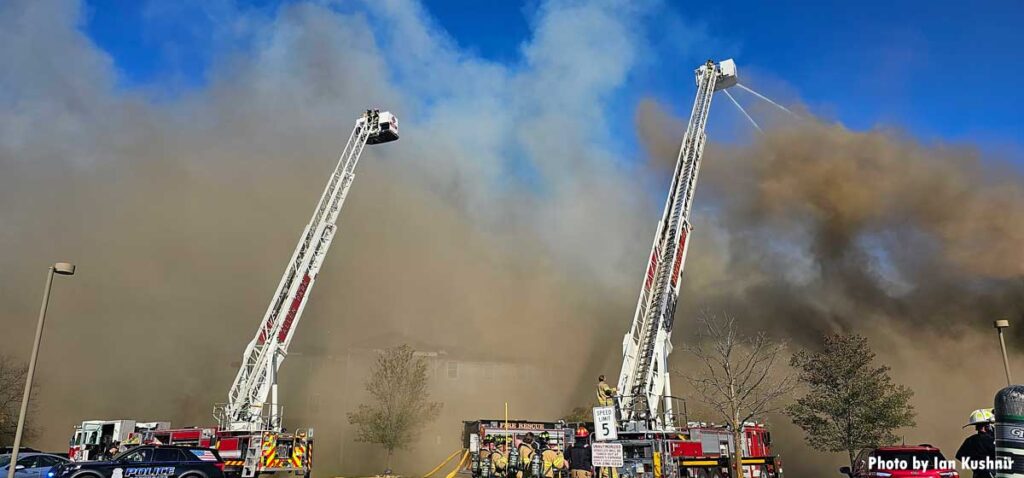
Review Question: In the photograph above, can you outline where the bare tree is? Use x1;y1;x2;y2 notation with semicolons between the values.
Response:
0;355;36;447
683;312;794;478
347;345;442;471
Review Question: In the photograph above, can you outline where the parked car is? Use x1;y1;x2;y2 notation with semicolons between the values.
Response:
0;452;71;478
840;445;959;478
49;445;224;478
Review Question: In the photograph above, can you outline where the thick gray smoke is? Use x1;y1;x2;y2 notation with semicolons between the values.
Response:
2;0;1023;476
0;0;652;475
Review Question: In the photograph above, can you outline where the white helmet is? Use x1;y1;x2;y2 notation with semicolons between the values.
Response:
964;408;995;428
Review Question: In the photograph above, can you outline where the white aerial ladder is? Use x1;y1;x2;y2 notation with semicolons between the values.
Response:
616;60;737;427
219;109;399;432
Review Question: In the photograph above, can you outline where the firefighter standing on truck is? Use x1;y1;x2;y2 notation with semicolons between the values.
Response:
596;375;616;407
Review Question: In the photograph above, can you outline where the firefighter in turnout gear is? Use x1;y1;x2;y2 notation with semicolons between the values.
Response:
518;433;537;478
492;436;510;478
481;436;495;460
567;427;593;478
476;436;495;478
596;375;616;407
539;434;567;478
956;408;997;478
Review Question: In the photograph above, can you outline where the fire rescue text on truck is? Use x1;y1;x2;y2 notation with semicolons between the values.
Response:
69;110;399;478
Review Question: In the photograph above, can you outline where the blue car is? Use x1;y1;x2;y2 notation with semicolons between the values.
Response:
0;453;71;478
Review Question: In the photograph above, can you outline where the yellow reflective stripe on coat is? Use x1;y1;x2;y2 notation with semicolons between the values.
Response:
541;450;564;477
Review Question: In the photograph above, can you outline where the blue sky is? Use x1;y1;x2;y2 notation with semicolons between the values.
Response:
81;0;1023;162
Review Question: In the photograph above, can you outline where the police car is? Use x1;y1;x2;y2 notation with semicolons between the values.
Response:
49;446;224;478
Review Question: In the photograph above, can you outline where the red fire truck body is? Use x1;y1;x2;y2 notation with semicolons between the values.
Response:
668;423;781;477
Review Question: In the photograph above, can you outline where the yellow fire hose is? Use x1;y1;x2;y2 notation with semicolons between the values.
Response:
423;450;463;478
443;450;469;478
423;402;502;478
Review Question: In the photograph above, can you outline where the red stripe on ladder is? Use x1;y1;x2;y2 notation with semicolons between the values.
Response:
277;275;312;342
671;231;688;287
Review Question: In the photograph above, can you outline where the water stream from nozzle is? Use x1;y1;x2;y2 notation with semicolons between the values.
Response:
736;83;802;119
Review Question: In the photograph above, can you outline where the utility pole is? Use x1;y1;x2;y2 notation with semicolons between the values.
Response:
995;320;1012;386
8;262;75;478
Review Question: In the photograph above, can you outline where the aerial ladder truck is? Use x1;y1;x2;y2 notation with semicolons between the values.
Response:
463;60;780;478
615;58;734;428
609;59;780;478
70;110;399;478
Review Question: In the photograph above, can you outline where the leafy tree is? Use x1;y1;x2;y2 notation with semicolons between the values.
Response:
347;345;442;470
786;334;916;468
683;313;794;478
0;355;36;447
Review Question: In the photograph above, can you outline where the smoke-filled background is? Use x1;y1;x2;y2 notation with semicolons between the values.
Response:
1;0;1022;476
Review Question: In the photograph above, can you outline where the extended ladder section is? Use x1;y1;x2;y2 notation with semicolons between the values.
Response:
616;60;737;427
220;110;399;432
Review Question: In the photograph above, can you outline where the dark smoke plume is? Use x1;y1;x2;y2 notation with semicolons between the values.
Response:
638;97;1024;474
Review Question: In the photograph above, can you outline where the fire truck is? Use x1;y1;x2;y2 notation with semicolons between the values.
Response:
614;423;780;478
465;60;782;478
69;420;170;461
68;109;398;478
606;58;782;478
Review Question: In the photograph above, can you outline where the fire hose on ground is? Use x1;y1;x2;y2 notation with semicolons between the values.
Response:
423;450;468;478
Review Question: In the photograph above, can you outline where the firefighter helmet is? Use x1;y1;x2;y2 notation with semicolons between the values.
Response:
965;408;996;428
575;426;589;438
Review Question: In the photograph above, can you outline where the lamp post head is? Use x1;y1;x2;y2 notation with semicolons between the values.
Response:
995;319;1010;330
53;262;75;276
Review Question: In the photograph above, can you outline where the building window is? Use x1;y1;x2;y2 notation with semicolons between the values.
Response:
446;361;459;380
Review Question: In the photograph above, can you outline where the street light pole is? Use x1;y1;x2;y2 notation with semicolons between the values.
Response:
995;320;1012;387
7;262;75;478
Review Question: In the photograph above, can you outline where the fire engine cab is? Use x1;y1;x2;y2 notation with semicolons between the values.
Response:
69;420;169;461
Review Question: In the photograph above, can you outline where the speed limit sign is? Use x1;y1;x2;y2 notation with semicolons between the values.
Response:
592;406;618;441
